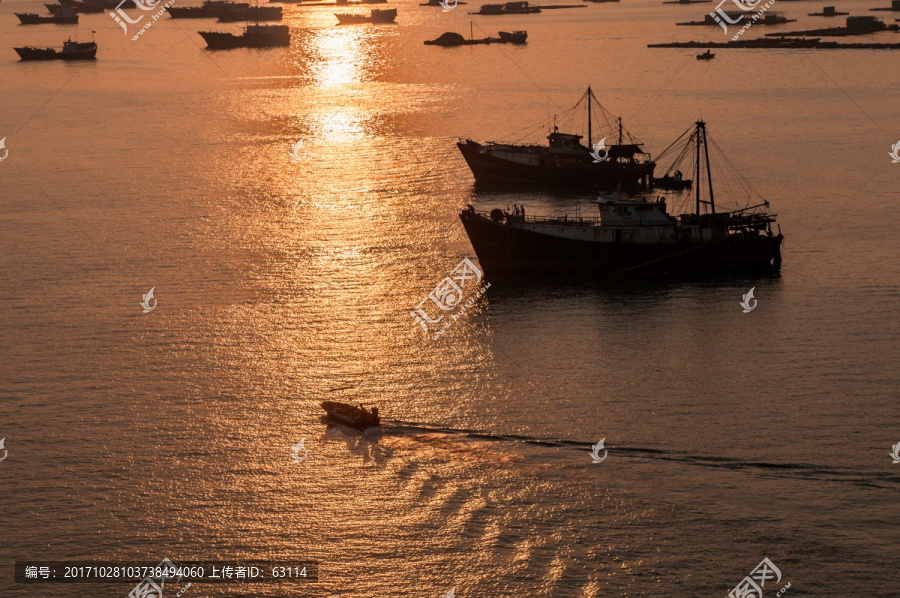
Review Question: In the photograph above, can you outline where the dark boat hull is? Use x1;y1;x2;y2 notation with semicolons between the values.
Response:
199;29;290;48
457;140;653;192
459;209;782;277
14;45;96;60
16;12;79;23
217;6;282;20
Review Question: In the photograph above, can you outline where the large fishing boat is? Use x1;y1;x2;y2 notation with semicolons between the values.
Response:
457;87;656;192
14;38;96;60
459;121;783;277
198;23;290;48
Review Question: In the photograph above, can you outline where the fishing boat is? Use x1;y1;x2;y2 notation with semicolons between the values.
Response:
498;30;527;42
457;87;655;192
696;48;715;59
677;10;795;25
334;7;397;22
765;15;898;35
458;120;783;277
14;38;97;60
869;0;900;11
472;1;583;13
808;6;848;16
53;0;104;11
321;401;380;429
198;23;290;47
217;5;282;20
169;0;252;18
15;7;78;23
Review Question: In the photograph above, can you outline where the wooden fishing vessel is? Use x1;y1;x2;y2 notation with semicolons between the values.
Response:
334;7;397;22
15;7;78;23
14;38;96;60
457;87;655;192
198;23;290;47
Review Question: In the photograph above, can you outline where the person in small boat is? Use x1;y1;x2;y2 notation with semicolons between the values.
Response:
674;170;682;181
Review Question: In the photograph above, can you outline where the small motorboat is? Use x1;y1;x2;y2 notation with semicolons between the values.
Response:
321;401;380;429
498;29;527;42
696;49;715;59
14;38;97;60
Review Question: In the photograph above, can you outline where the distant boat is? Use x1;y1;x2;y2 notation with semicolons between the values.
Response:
696;48;714;59
472;1;584;14
764;15;898;35
16;7;78;23
198;23;291;48
14;38;97;60
869;0;900;10
53;0;105;12
808;5;848;16
677;10;795;25
169;0;254;18
424;28;526;44
321;401;380;429
459;120;784;277
216;5;283;20
334;7;397;23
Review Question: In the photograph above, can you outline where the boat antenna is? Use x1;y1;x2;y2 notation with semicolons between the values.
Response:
618;116;622;145
587;86;592;147
470;21;473;40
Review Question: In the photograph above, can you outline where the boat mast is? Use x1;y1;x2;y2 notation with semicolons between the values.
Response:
694;121;701;216
587;86;592;147
618;117;622;145
701;121;715;214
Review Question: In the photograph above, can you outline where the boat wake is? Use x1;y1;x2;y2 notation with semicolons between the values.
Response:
385;420;899;488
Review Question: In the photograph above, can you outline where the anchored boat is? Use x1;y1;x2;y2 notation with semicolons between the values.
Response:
458;87;656;192
458;121;783;277
14;38;96;60
198;23;290;48
15;7;79;23
334;7;397;22
321;401;380;429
